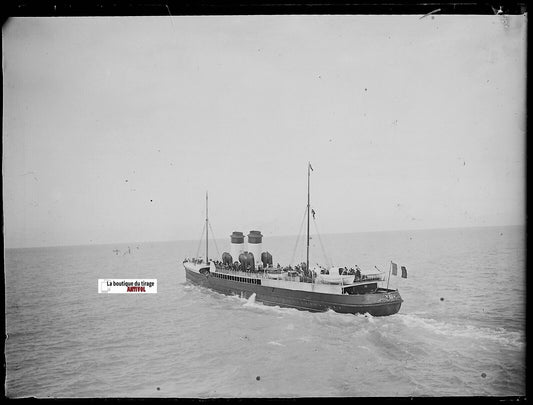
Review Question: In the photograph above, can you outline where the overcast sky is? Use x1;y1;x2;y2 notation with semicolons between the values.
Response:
2;15;526;248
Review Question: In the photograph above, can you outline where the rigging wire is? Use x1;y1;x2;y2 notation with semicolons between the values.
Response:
195;222;206;258
313;217;332;268
290;206;308;266
208;221;221;259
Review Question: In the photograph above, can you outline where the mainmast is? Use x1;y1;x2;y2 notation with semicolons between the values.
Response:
306;162;311;280
205;191;209;263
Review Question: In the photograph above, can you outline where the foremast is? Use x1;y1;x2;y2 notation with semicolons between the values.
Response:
205;191;209;264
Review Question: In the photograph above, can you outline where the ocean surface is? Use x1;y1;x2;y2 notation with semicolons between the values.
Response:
4;225;525;397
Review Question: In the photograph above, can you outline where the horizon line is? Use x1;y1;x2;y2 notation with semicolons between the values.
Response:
3;223;525;250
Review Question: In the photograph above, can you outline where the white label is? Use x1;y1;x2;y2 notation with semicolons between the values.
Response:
98;279;157;294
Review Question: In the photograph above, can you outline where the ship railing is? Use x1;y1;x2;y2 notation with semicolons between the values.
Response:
215;267;305;282
215;268;263;279
215;266;384;284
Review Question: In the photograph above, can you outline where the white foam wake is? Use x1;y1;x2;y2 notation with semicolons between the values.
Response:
398;314;524;348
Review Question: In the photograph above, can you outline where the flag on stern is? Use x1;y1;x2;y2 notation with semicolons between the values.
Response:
401;266;408;278
309;162;314;171
391;262;398;276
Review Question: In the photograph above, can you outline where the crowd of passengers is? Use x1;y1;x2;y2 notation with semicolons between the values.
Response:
186;257;365;281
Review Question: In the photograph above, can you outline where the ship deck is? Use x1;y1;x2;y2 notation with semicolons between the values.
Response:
213;268;380;295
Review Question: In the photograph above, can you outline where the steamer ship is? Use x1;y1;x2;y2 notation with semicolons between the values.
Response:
182;164;403;316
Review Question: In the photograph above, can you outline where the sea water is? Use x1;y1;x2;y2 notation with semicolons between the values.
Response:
4;225;525;397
